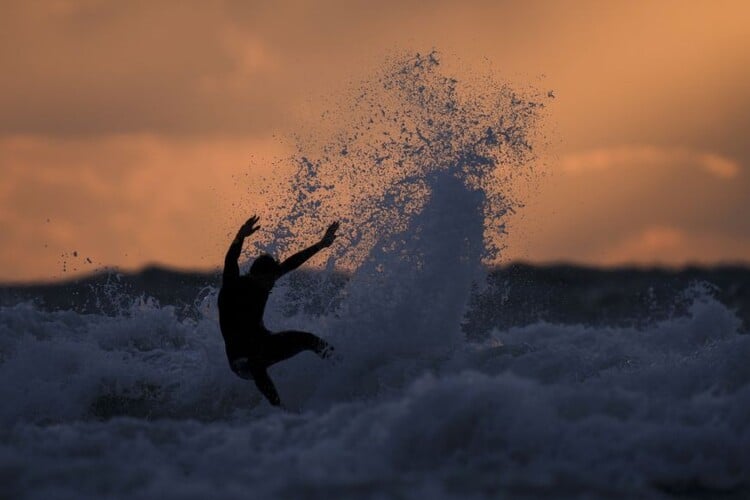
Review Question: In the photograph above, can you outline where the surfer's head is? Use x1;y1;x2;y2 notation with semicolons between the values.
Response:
249;254;280;277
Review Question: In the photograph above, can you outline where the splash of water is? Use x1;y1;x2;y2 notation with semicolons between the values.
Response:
250;52;547;352
258;51;546;267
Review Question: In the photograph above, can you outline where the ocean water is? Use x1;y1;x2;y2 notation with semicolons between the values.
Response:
2;284;749;499
2;53;749;499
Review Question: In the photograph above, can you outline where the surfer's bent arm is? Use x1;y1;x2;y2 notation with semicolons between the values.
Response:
223;215;260;283
278;221;340;276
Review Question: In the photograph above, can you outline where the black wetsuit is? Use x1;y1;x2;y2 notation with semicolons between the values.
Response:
218;235;331;406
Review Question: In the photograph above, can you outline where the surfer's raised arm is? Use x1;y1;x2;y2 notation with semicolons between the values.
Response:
278;221;340;276
223;215;260;283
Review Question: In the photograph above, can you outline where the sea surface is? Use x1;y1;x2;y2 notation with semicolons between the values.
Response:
2;268;749;499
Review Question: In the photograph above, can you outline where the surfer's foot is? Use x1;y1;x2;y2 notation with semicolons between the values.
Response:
322;346;343;365
319;344;335;359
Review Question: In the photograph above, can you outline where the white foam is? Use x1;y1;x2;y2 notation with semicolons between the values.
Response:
1;289;749;498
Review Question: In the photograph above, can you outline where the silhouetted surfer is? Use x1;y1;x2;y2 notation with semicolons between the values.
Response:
218;215;338;407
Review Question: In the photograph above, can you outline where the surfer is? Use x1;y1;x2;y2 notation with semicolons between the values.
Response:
218;215;338;407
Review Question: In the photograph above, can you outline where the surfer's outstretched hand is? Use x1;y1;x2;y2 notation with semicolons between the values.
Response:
320;221;340;247
238;215;261;238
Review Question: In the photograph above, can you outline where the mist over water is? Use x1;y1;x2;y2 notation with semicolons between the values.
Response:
2;53;749;499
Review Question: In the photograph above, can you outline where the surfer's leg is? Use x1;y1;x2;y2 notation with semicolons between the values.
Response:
249;366;281;406
262;330;333;366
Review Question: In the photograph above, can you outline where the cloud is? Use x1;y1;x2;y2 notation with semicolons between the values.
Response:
598;225;750;266
0;1;427;138
560;146;741;179
502;143;750;266
0;134;290;281
0;3;292;137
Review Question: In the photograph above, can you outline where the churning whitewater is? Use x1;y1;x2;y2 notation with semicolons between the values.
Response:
2;53;749;499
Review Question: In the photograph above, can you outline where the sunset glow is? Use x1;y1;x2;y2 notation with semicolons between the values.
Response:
1;1;748;281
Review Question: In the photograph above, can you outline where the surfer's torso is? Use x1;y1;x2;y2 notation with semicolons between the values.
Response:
218;275;275;360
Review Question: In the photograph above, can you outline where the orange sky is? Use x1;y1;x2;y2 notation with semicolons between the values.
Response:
1;0;749;282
